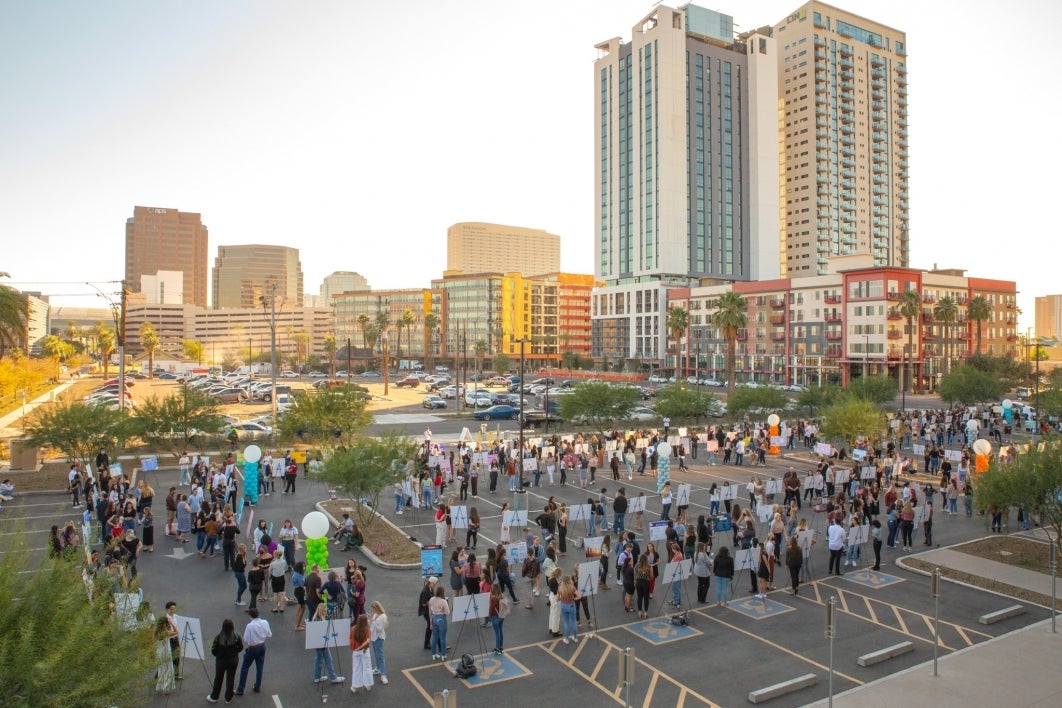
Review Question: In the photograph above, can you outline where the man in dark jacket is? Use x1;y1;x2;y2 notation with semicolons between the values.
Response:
612;488;628;534
418;576;438;650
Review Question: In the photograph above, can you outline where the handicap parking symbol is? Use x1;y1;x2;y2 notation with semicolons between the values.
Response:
625;618;701;645
729;596;795;620
450;653;531;687
844;569;903;589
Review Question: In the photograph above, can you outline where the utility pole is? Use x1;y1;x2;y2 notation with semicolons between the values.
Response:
118;280;128;415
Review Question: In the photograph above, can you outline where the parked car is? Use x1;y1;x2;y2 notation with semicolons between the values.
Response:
626;406;658;422
395;376;420;388
275;393;295;412
213;388;249;404
334;370;351;378
473;405;519;421
465;391;493;408
361;371;381;378
469;373;487;382
422;395;447;409
521;409;564;428
308;371;327;378
280;370;299;378
486;376;510;388
225;421;273;440
648;375;667;383
438;385;464;399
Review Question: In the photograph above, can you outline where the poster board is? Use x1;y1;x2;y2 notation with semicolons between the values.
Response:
711;514;732;533
797;529;816;554
814;442;834;458
847;525;869;546
734;548;758;572
719;484;736;501
577;561;600;596
765;480;782;496
451;592;490;622
449;505;468;529
661;558;692;582
174;615;205;660
861;466;876;481
627;495;646;514
305;618;351;649
676;484;691;508
505;542;528;564
140;456;158;472
649;520;669;541
421;545;443;577
583;536;604;558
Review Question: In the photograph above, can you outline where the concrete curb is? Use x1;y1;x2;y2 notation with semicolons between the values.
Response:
314;500;420;571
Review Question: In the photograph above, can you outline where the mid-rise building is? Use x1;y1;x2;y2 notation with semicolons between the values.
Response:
446;223;561;278
320;271;370;306
591;4;779;366
139;270;184;305
669;258;1017;389
774;2;909;276
125;206;209;307
212;245;304;310
333;288;434;361
1035;295;1062;341
22;292;49;355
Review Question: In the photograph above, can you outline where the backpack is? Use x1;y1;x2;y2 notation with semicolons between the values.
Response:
498;597;511;619
454;653;478;679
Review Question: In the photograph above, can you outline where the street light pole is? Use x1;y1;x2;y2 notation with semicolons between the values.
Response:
383;331;390;395
516;337;529;496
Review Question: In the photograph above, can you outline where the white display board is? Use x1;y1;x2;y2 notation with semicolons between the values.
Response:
305;618;352;649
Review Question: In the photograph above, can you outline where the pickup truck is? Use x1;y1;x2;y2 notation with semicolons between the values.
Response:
521;409;564;429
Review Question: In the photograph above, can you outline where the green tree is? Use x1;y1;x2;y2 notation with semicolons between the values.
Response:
975;436;1062;555
423;312;440;367
0;545;155;705
795;385;841;417
898;289;922;393
933;295;959;377
818;395;887;450
846;374;898;405
557;381;640;436
493;353;511;375
726;386;790;416
1034;389;1062;422
399;308;416;359
666;306;688;377
127;387;225;456
139;322;160;377
97;325;116;380
323;334;337;377
967;295;991;356
654;383;721;422
276;386;372;453
39;334;72;377
182;339;203;365
321;434;419;528
712;291;748;400
474;339;488;373
967;354;1023;391
292;331;310;369
0;272;28;357
24;401;123;469
937;365;1007;405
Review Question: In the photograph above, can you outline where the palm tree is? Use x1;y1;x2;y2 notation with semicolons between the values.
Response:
898;289;922;393
933;295;959;378
712;291;747;400
474;339;488;373
97;327;116;379
0;273;28;356
139;322;160;377
400;308;416;359
323;334;337;377
666;306;689;378
40;334;70;378
967;295;991;356
423;312;440;367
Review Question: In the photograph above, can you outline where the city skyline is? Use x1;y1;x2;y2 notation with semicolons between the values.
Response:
2;0;1058;330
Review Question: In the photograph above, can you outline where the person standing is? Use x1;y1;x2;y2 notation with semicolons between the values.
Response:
235;608;272;696
489;582;508;653
68;463;82;508
309;603;345;685
693;542;711;604
247;558;265;612
870;519;883;570
612;488;628;534
369;601;390;685
154;617;176;696
428;585;449;661
558;575;578;644
283;455;298;494
713;547;734;606
233;544;248;606
350;613;374;693
304;564;323;619
785;536;803;595
206;618;244;703
418;576;439;651
827;517;846;576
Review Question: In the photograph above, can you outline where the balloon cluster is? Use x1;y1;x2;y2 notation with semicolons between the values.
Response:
972;438;992;474
656;441;671;494
302;511;330;570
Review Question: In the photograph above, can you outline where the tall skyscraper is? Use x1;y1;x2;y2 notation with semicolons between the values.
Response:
446;222;560;277
591;4;778;363
125;206;209;307
212;245;304;309
774;2;909;276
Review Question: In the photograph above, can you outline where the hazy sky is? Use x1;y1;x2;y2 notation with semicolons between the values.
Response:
1;0;1057;328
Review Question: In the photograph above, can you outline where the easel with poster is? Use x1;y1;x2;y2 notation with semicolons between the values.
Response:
733;548;758;600
655;558;693;621
576;560;601;637
449;592;491;667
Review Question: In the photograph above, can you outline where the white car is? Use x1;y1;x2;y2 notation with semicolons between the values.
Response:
626;406;657;422
438;386;461;399
648;375;667;383
275;393;295;411
280;370;299;378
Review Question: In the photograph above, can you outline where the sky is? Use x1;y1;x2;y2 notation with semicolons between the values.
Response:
1;0;1058;329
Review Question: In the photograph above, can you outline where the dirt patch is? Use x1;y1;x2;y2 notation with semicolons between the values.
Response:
4;460;72;493
953;535;1053;573
906;534;1059;608
320;498;421;566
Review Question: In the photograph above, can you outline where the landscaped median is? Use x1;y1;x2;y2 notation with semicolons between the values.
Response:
316;497;421;570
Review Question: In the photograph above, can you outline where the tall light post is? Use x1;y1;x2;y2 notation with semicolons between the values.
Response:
864;333;869;380
259;284;277;428
382;331;390;395
516;337;529;497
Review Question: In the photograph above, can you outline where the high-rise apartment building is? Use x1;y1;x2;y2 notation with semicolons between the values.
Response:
212;245;304;309
446;222;560;278
125;206;209;307
591;4;779;365
774;2;909;276
1035;295;1062;341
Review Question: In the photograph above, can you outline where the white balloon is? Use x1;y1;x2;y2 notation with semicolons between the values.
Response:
243;444;262;463
767;414;780;427
302;511;329;539
657;442;671;458
973;439;992;455
1001;399;1012;409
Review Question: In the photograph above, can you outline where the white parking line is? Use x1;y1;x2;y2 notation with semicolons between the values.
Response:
272;694;284;707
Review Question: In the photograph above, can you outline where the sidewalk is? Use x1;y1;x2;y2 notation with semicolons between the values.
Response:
0;381;76;436
808;544;1061;707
